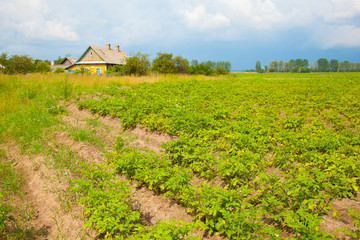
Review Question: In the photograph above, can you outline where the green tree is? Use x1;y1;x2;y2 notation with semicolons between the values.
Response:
215;61;231;74
317;58;330;72
152;52;176;74
255;60;262;73
0;52;11;73
174;56;190;74
302;59;309;68
269;60;278;72
329;59;339;72
190;61;213;75
295;59;303;68
286;59;295;72
35;61;50;73
278;60;285;72
9;55;35;74
108;52;150;76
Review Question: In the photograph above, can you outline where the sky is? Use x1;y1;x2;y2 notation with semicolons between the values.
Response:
0;0;360;70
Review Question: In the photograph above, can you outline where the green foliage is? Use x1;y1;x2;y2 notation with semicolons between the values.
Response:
128;220;201;240
35;61;50;73
78;73;360;238
57;78;73;99
329;59;339;72
174;55;190;74
74;67;90;75
152;52;177;74
112;52;151;76
190;60;231;75
255;60;262;72
0;54;35;74
317;58;330;72
72;161;200;239
73;163;140;238
53;67;65;73
337;208;360;238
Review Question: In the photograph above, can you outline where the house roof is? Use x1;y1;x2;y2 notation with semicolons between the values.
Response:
60;57;78;65
76;45;128;65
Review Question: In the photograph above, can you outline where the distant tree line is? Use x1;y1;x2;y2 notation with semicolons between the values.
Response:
0;52;51;74
1;51;231;76
108;52;232;76
254;58;360;73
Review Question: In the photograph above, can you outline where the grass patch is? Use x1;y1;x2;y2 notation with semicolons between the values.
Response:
69;127;105;150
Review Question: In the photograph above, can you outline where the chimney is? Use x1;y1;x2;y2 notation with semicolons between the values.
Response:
106;43;111;50
115;45;120;52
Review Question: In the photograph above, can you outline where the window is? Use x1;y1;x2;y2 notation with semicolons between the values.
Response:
95;67;101;74
84;67;90;73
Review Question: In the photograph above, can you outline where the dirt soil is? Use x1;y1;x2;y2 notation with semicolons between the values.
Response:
0;141;93;239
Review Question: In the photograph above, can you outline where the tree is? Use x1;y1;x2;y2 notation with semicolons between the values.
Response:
255;60;262;73
215;61;231;74
329;59;339;72
339;61;351;72
286;59;295;72
0;52;11;73
35;61;50;73
278;60;285;72
317;58;330;72
108;52;150;76
152;52;176;74
174;56;190;74
269;60;278;72
190;61;213;75
53;54;71;64
9;55;35;74
302;59;309;68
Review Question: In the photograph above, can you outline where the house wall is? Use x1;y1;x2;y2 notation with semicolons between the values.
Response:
66;64;107;74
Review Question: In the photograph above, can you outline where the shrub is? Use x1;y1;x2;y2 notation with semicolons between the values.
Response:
53;67;65;73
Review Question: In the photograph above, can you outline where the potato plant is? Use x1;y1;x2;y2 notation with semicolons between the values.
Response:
78;73;360;238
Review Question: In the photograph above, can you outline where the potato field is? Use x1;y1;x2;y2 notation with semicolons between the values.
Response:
0;72;359;239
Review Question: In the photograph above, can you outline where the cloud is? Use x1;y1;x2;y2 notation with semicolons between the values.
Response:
311;24;360;48
177;0;360;47
0;0;78;41
1;0;360;59
182;5;231;30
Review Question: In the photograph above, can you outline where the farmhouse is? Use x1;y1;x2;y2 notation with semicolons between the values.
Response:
65;44;128;74
50;57;78;72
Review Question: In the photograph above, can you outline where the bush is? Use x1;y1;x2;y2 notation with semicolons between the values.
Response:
53;67;65;73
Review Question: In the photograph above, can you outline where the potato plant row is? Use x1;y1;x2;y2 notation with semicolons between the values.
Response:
78;73;360;238
72;162;200;239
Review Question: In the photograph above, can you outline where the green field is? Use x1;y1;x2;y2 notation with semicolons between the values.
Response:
0;72;359;239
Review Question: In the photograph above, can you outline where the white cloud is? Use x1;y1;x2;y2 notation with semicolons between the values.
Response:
311;24;360;48
178;0;360;47
183;5;231;30
0;0;78;41
1;0;360;56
